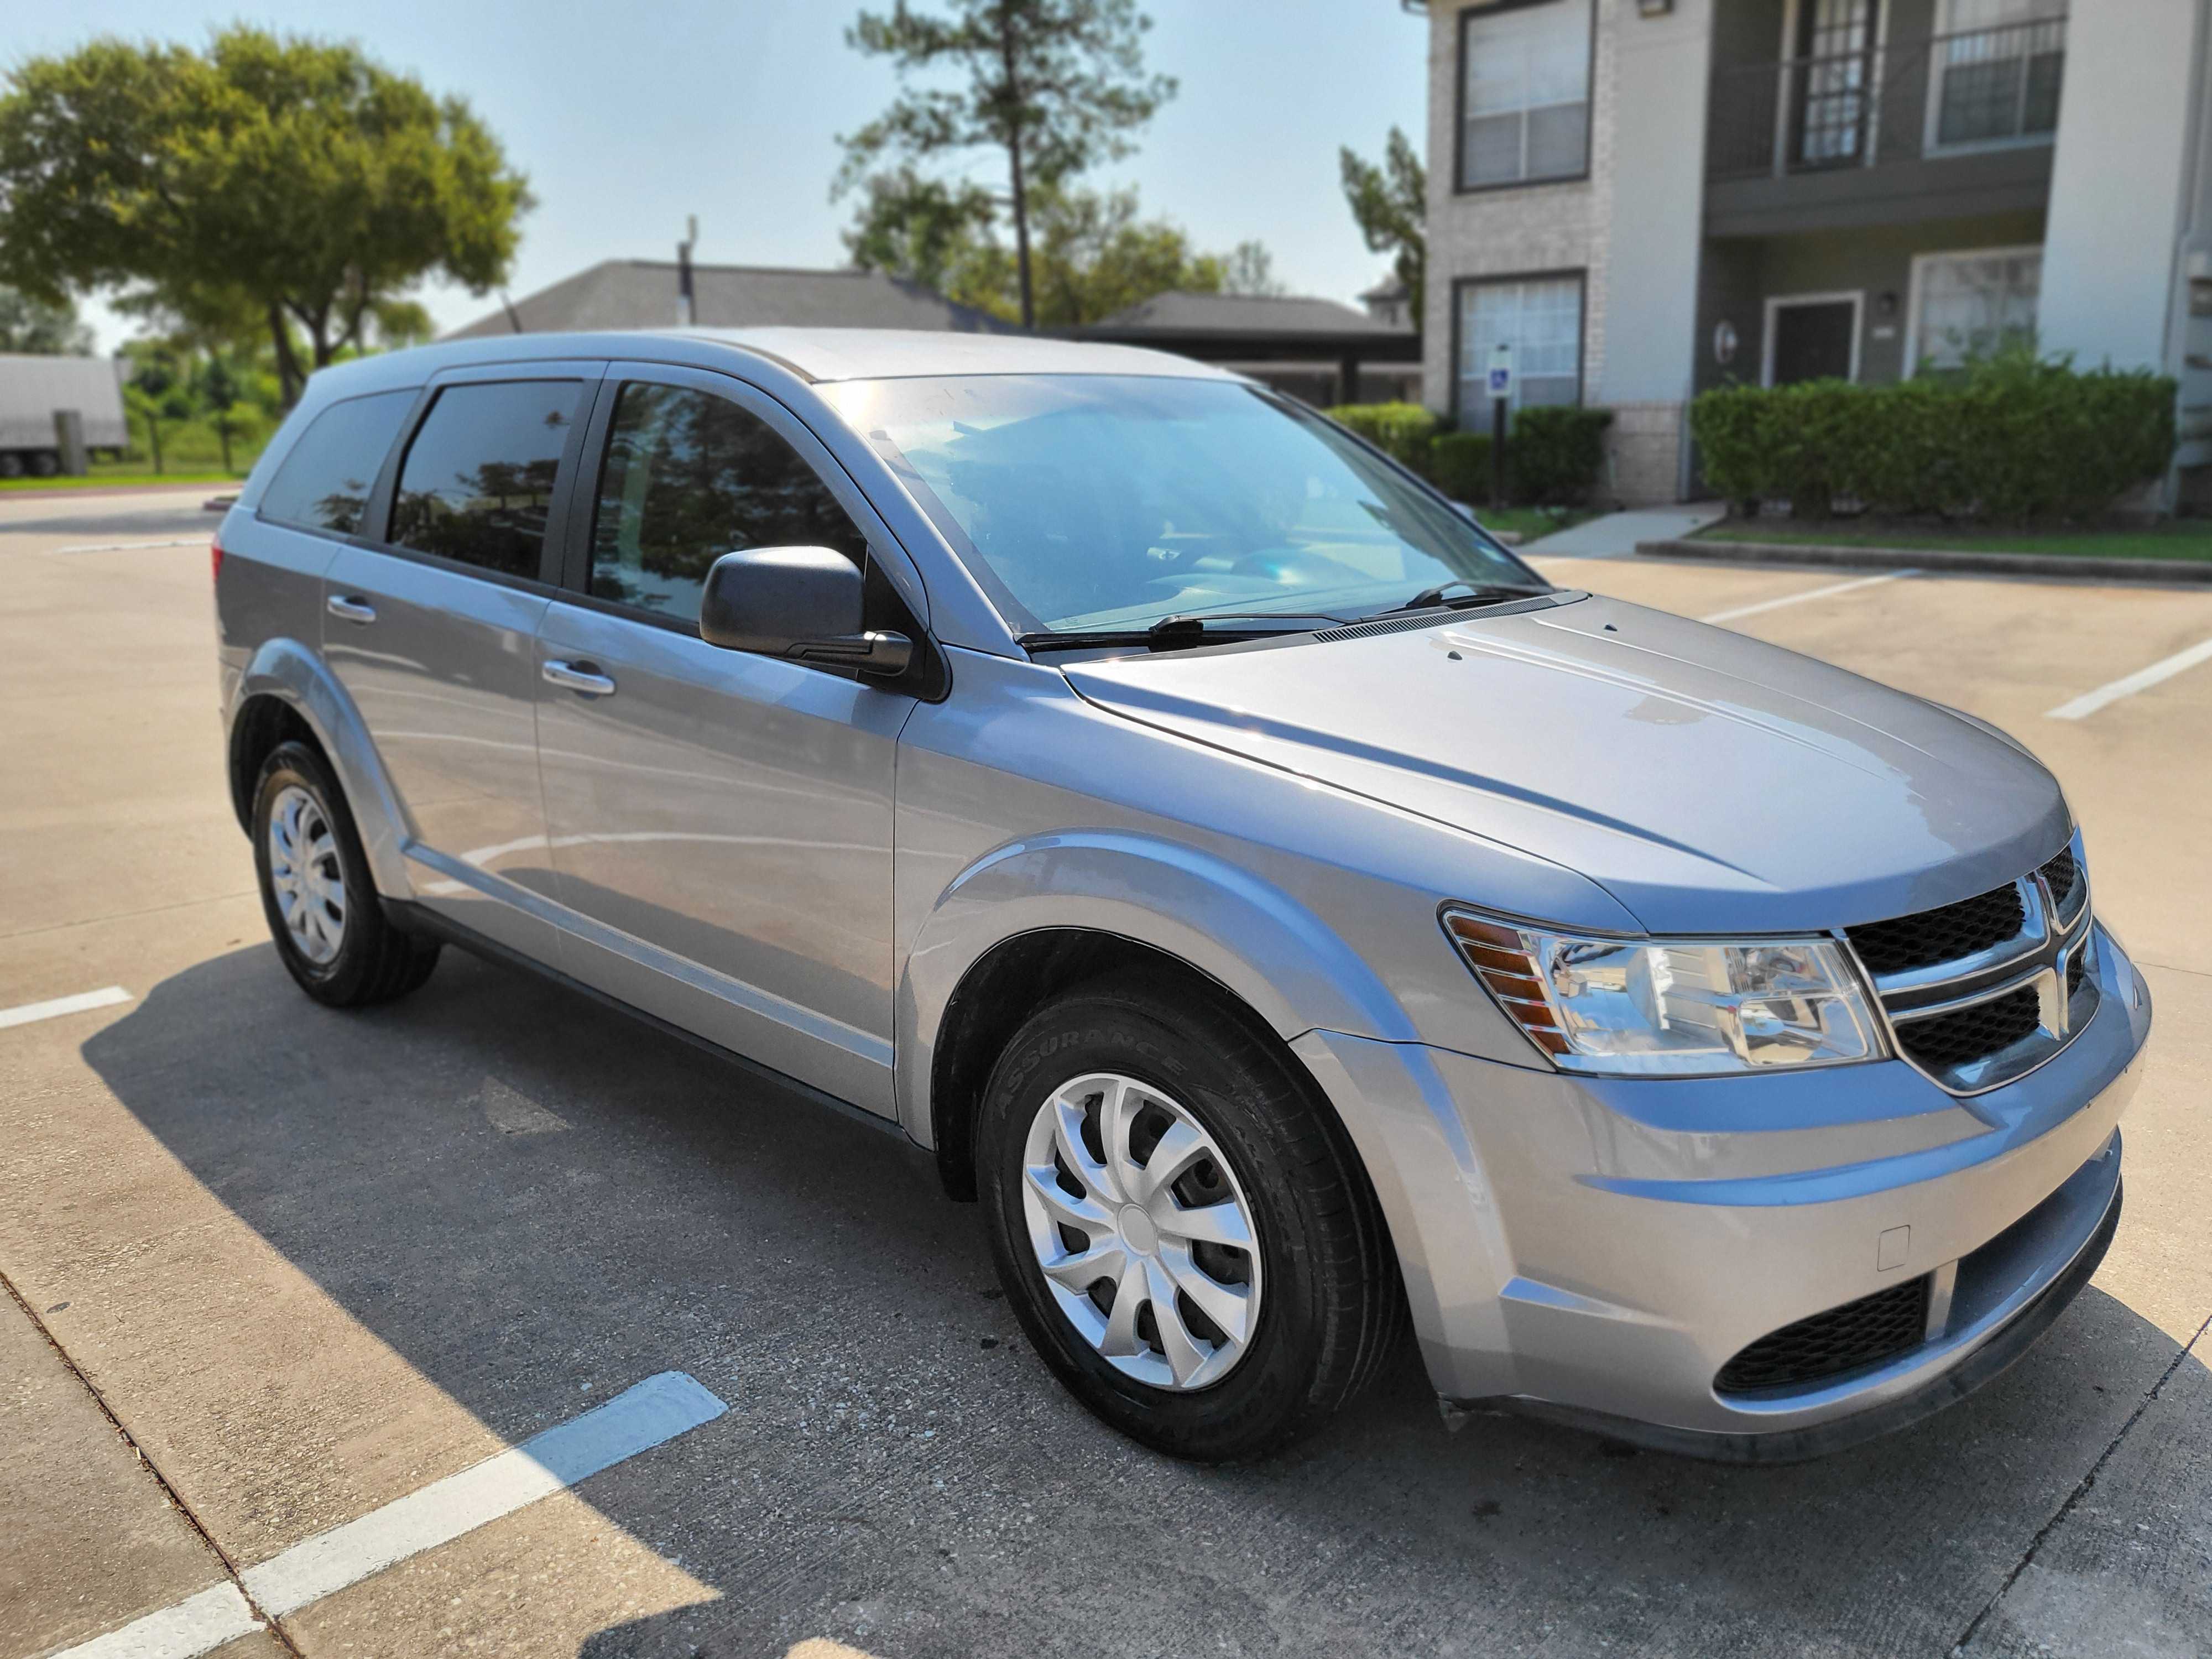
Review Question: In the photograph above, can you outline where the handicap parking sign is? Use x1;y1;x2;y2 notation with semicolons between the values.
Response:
1486;343;1515;400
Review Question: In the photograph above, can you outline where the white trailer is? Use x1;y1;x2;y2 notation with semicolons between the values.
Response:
0;354;129;477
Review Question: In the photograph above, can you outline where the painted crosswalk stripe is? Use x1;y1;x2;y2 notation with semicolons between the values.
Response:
0;985;131;1030
2046;637;2212;720
51;1370;728;1659
1700;570;1919;626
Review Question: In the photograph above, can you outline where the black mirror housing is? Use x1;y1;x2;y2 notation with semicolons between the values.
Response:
698;545;912;677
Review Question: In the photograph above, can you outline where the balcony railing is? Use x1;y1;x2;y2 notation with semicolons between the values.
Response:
1708;15;2066;184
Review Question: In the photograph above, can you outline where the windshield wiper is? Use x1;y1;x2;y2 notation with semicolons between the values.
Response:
1365;579;1552;620
1018;609;1346;655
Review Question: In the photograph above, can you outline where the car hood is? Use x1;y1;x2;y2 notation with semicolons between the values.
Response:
1061;594;2070;935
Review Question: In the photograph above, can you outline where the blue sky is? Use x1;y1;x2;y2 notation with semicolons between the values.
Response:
28;2;1431;349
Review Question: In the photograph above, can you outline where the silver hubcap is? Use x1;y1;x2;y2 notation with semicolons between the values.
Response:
267;785;346;966
1019;1072;1262;1391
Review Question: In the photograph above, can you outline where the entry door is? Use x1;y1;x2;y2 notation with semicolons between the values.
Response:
1767;300;1859;385
322;370;595;958
534;366;915;1115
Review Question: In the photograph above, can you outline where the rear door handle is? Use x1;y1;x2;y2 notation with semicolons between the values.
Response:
326;594;376;624
542;659;617;697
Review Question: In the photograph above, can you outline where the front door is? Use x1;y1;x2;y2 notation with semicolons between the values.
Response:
534;365;916;1115
1768;300;1859;385
322;368;594;958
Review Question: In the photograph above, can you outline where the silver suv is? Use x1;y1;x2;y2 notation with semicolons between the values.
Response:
213;330;2149;1462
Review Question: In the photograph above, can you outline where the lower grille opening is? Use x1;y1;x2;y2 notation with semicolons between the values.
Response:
1716;1275;1932;1395
1896;984;2042;1073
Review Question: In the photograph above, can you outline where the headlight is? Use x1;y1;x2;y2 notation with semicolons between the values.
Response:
1443;909;1888;1077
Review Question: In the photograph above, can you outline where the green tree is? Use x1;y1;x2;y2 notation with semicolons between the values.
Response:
848;173;1248;326
0;285;93;353
1340;127;1426;322
842;168;1004;300
1221;240;1285;298
123;343;193;474
838;0;1175;328
0;28;532;405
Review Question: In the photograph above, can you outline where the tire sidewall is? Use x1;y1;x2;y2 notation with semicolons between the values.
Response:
978;990;1337;1459
252;743;373;999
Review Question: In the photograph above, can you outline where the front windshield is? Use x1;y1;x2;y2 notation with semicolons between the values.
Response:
821;374;1543;635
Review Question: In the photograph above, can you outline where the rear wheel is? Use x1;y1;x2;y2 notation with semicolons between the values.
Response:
977;973;1404;1461
251;740;440;1006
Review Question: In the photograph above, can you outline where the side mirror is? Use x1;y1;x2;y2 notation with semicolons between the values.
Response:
698;545;913;677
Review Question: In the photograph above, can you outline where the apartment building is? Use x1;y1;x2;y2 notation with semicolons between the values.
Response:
1410;0;2212;506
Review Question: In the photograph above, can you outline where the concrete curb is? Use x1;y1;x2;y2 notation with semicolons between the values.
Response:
1635;536;2212;586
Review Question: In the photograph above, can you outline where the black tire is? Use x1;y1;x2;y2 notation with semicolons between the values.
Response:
251;740;440;1006
977;972;1405;1462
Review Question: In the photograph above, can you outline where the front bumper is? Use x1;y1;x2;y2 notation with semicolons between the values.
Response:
1293;921;2152;1457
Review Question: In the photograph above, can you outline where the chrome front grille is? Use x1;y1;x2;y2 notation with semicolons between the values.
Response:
1846;832;2096;1095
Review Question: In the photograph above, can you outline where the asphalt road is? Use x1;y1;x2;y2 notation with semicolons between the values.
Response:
2;488;2207;1659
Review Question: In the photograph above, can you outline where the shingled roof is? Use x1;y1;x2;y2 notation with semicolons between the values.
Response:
444;259;1012;340
1082;291;1409;339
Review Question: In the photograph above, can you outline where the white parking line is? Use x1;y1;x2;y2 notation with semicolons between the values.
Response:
1699;570;1919;626
46;538;206;555
53;1370;727;1659
0;985;132;1030
2046;638;2212;721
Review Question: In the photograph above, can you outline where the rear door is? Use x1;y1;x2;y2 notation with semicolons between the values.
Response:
322;363;599;957
534;363;922;1114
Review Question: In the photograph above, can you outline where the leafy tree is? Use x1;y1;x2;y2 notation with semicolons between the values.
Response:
848;173;1253;326
1221;241;1285;298
123;343;193;474
842;168;1004;300
0;285;93;353
1340;127;1426;321
838;0;1175;328
200;353;242;473
0;28;532;405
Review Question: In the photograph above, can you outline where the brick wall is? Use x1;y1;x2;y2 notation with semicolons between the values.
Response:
1423;0;1618;425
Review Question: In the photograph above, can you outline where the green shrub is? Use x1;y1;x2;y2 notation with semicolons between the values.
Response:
1509;406;1614;505
1690;356;2177;522
1326;401;1438;471
1425;430;1495;501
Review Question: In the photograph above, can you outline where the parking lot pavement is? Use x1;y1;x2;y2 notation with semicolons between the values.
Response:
2;494;2206;1659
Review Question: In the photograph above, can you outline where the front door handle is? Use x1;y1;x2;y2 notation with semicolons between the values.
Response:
326;594;377;624
542;659;617;697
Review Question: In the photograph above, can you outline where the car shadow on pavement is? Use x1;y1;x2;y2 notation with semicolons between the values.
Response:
81;943;2204;1659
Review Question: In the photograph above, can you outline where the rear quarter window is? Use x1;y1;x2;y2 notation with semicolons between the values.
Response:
258;390;416;536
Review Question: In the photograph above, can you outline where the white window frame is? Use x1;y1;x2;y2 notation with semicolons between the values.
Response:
1455;0;1596;192
1902;244;2043;374
1923;0;2066;157
1760;290;1866;387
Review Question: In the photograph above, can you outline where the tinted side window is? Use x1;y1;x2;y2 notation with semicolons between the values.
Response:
258;390;414;535
589;382;869;622
389;380;582;579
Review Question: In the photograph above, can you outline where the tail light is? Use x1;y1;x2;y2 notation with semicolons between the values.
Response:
211;539;225;584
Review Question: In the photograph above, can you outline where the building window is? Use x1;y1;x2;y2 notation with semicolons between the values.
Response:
1931;0;2065;150
1458;0;1593;190
1909;247;2042;371
1458;273;1584;416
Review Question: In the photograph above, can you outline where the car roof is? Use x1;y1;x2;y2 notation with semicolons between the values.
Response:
304;327;1239;398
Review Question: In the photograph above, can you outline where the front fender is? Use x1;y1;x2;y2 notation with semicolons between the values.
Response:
230;638;416;900
894;828;1420;1149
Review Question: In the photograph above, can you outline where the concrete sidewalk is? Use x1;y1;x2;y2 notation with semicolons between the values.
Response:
1524;500;1726;558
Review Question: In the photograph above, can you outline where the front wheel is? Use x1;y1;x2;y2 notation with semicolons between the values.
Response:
251;740;440;1006
977;974;1404;1462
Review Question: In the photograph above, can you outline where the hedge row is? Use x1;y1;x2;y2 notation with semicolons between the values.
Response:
1326;401;1614;507
1691;356;2177;522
